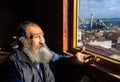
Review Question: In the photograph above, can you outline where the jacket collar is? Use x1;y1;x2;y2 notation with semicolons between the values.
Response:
15;49;32;63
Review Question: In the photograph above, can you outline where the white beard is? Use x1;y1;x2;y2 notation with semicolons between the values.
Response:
23;44;53;64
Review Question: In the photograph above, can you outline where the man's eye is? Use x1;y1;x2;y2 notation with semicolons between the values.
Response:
33;35;39;39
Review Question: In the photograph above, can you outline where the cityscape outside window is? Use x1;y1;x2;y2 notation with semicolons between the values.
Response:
77;0;120;61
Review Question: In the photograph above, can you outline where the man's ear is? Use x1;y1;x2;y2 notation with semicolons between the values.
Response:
19;37;28;48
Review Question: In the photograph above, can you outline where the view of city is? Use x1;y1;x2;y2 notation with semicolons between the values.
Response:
77;0;120;61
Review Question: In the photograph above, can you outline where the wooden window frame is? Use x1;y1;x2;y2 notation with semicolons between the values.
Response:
63;0;120;79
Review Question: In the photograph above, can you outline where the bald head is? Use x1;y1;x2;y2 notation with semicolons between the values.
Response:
17;21;42;38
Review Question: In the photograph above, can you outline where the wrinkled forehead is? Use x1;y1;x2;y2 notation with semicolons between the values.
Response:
26;25;43;38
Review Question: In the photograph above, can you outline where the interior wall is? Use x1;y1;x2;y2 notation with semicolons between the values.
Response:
0;0;18;46
0;0;63;52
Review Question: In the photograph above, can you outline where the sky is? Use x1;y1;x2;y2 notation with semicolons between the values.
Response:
80;0;120;18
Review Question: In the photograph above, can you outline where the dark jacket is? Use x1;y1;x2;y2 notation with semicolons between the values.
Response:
3;49;55;82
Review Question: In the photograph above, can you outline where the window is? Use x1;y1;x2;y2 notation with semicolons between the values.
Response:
70;0;120;73
74;0;120;62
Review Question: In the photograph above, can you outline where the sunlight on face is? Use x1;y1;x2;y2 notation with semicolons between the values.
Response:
26;25;45;51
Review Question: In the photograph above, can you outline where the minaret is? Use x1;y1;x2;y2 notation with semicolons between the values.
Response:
90;13;93;30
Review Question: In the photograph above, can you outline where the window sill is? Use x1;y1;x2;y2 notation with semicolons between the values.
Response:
64;50;120;80
91;64;120;79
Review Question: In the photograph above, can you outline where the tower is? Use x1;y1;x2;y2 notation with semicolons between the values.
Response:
90;13;93;30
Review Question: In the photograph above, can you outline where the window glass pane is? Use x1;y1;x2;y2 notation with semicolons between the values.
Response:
77;0;120;61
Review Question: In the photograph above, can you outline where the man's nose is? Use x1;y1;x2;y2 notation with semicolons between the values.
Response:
39;36;45;44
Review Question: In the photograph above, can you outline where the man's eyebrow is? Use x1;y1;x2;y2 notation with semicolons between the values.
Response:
32;32;44;36
30;32;44;39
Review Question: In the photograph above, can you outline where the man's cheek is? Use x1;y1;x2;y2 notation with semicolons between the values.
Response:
31;42;38;50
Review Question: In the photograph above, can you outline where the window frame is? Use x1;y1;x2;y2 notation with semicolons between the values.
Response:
63;0;120;77
72;0;120;64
